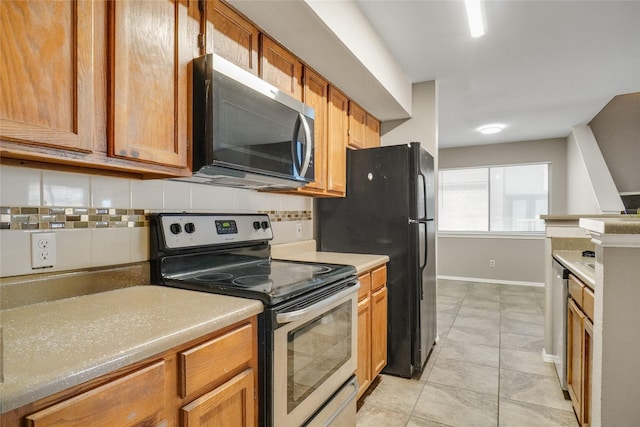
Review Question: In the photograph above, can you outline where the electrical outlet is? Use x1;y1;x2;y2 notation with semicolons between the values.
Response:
296;222;302;238
31;232;57;269
489;259;496;268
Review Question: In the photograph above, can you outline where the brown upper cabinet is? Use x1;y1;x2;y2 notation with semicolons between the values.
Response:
348;102;367;149
0;1;94;153
299;68;329;194
326;87;349;196
365;115;381;148
0;0;192;178
206;0;259;74
108;0;192;170
260;35;303;101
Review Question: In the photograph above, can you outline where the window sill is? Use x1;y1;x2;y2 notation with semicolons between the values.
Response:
437;232;544;240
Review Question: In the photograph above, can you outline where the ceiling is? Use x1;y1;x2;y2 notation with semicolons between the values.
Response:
228;1;640;149
355;0;640;148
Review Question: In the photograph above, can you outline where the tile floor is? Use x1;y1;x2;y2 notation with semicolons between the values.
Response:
356;279;579;427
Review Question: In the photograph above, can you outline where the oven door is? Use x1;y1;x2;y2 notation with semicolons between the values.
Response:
273;283;358;427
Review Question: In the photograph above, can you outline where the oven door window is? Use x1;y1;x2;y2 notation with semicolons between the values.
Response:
286;300;352;413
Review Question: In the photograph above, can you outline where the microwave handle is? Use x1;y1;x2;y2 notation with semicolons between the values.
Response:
292;113;312;178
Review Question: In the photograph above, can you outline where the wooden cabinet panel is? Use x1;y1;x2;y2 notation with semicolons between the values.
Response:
357;296;371;398
181;322;254;398
569;275;584;306
0;0;93;152
583;286;594;321
567;272;594;427
371;286;388;377
358;272;372;300
300;68;328;193
327;87;348;195
583;318;593;427
371;265;387;292
182;368;255;427
567;297;584;416
348;102;366;149
108;0;190;169
208;0;258;74
356;265;388;399
260;35;302;100
25;361;166;427
365;115;380;148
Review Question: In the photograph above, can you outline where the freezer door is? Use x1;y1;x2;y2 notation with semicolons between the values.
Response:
418;219;437;369
417;145;435;220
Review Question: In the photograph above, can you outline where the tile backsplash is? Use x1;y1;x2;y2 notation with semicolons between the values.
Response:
0;165;314;278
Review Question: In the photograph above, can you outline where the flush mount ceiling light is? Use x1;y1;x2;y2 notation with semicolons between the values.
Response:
465;0;486;38
478;124;504;135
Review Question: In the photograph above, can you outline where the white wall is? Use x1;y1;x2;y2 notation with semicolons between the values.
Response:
437;138;566;284
381;81;438;159
566;125;625;214
566;130;600;214
0;165;313;277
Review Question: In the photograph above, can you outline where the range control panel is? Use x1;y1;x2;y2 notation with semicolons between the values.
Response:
159;213;273;249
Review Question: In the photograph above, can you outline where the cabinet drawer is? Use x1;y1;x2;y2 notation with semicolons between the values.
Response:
371;265;387;291
26;361;166;427
358;273;371;300
182;368;255;427
180;323;254;398
583;286;595;321
568;275;584;306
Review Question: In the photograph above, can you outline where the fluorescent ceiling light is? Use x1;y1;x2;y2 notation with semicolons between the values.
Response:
465;0;485;38
478;124;503;135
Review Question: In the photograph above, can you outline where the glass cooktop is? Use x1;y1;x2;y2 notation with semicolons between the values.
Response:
163;259;356;306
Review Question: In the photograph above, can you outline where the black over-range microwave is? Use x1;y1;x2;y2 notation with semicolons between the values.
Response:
188;54;315;189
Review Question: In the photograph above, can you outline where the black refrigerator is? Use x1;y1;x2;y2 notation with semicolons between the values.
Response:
315;142;437;378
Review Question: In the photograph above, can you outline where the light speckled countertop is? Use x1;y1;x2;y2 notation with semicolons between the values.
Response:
553;250;596;289
579;217;640;235
271;240;389;274
0;286;262;413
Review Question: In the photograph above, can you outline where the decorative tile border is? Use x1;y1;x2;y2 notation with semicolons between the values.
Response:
0;207;149;230
0;207;312;230
259;210;312;222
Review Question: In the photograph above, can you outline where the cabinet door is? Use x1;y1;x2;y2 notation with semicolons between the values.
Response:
108;0;190;169
207;0;258;74
582;318;593;427
348;102;366;149
260;35;302;100
327;87;348;195
357;296;372;399
365;115;380;148
182;368;255;427
25;362;166;427
1;0;94;152
300;68;328;193
371;285;388;377
567;298;584;418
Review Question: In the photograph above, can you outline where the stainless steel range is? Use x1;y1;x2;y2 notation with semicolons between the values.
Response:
150;213;359;426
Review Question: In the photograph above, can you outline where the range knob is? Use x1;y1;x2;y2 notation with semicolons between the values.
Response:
261;221;270;230
184;222;196;234
169;223;182;234
253;221;261;230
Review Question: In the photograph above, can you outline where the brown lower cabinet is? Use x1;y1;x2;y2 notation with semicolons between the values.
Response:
2;318;258;427
356;264;388;399
566;274;594;427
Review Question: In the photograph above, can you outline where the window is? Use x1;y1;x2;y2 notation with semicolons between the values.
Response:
438;163;548;233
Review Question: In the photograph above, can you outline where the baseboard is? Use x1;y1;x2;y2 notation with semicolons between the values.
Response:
437;275;544;287
541;347;558;364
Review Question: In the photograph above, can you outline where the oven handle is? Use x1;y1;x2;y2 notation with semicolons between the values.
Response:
275;283;359;324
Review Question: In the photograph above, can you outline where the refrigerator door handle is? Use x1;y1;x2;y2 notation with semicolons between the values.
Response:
418;171;428;220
